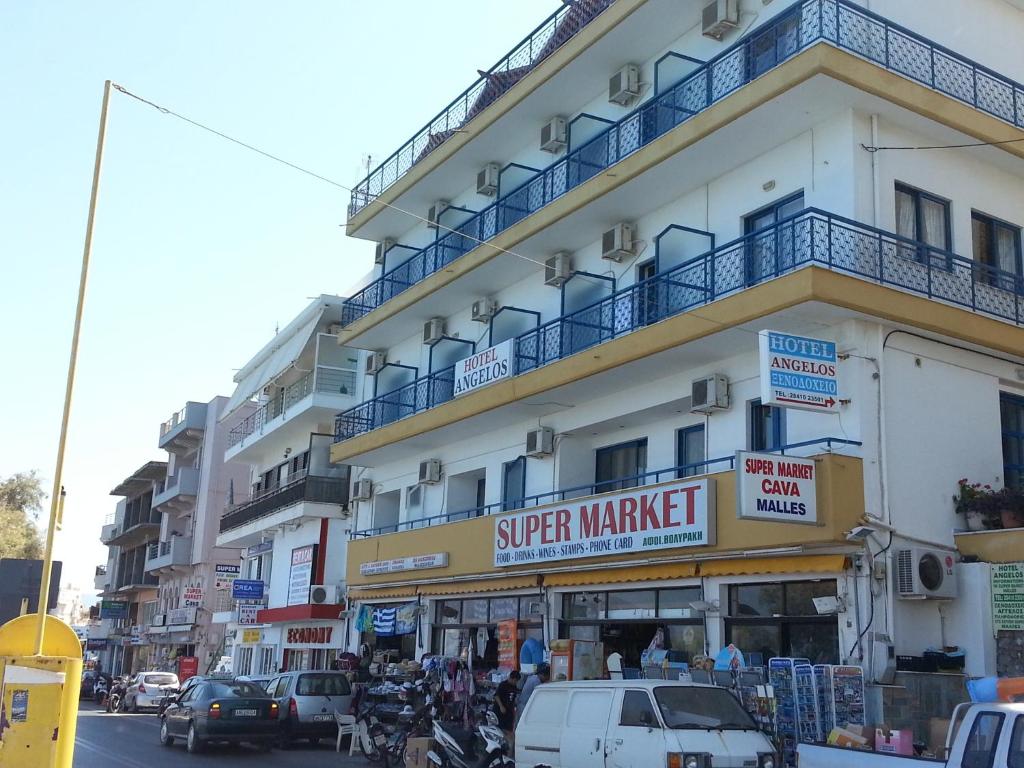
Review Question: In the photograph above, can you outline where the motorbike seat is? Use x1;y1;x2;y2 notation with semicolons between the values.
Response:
443;726;479;757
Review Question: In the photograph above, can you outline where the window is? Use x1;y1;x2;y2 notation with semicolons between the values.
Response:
1008;717;1024;768
620;690;659;727
973;211;1022;289
895;184;951;265
677;425;705;477
750;399;785;451
595;439;648;493
725;580;839;663
273;677;290;697
636;259;661;325
502;457;526;511
962;712;1004;768
1002;393;1024;489
744;193;805;284
748;9;803;78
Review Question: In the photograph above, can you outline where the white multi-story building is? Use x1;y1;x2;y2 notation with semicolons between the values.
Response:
214;295;363;676
332;0;1024;731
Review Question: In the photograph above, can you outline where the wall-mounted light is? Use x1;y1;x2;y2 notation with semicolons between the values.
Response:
762;180;776;192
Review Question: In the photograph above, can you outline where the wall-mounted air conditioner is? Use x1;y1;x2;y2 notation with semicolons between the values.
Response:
601;222;636;261
608;64;641;106
310;584;342;605
352;479;373;501
690;374;730;413
544;252;572;287
418;459;442;485
422;318;446;345
702;0;739;40
540;117;568;153
471;299;498;323
374;238;395;266
366;351;387;375
896;547;958;600
525;427;555;458
476;163;501;196
427;201;449;230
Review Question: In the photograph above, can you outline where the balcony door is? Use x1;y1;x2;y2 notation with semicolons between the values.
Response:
744;193;804;286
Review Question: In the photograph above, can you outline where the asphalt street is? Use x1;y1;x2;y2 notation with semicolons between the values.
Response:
73;701;364;767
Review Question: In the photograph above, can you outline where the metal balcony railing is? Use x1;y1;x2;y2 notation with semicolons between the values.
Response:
352;437;860;537
341;0;1024;327
219;472;350;534
348;0;616;218
336;208;1024;442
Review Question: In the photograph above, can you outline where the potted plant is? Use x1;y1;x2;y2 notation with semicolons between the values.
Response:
954;479;994;531
994;486;1024;530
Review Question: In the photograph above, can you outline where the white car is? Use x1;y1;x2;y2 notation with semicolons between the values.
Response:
124;671;179;712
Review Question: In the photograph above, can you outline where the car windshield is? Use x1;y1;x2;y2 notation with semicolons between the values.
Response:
144;674;178;686
207;682;268;698
654;686;759;730
296;674;351;696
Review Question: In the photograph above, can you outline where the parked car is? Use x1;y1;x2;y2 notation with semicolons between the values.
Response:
159;679;279;754
125;671;180;712
515;679;778;768
236;675;273;690
263;671;354;746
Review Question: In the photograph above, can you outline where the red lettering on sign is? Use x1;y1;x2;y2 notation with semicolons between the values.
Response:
639;493;659;530
618;496;638;535
762;479;801;496
601;501;618;535
579;503;599;538
556;508;570;543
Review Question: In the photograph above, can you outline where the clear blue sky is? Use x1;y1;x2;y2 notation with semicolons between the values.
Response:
0;0;557;599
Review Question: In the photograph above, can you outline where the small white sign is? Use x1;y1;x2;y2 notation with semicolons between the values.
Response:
360;552;449;577
214;564;240;591
183;586;204;608
736;451;817;524
288;545;315;606
453;340;513;397
237;604;260;626
759;330;839;412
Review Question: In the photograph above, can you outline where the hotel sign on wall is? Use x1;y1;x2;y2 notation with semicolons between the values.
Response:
453;340;513;397
493;479;715;567
736;451;818;524
759;330;839;412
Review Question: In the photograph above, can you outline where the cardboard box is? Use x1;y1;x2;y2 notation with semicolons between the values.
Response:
404;736;433;768
876;728;913;756
827;726;869;749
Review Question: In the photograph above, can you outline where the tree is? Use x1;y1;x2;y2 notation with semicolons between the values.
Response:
0;471;45;559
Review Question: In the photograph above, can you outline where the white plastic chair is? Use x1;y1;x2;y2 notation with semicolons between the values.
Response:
334;712;358;754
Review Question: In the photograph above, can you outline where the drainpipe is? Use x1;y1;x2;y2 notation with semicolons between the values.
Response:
870;114;881;227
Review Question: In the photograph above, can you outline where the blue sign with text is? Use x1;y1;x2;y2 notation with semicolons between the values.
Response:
231;579;265;600
758;329;839;412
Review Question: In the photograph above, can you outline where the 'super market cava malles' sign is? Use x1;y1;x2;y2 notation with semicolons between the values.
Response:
494;479;715;567
736;451;818;524
453;340;513;397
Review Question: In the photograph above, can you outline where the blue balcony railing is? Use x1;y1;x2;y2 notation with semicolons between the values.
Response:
351;437;861;537
341;0;1024;326
335;207;1024;443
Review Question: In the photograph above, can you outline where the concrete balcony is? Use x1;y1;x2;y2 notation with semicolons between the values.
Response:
94;565;109;591
106;518;160;548
144;536;193;574
100;521;119;544
955;528;1024;564
153;467;201;515
158;401;208;453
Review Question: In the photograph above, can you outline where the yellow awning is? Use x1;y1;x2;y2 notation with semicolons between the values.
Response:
698;554;848;577
415;575;539;596
348;585;419;599
543;561;698;587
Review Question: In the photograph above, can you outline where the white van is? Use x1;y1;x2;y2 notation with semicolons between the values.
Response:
515;679;778;768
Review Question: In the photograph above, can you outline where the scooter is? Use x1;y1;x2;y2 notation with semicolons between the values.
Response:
93;676;110;706
426;710;513;768
106;677;127;713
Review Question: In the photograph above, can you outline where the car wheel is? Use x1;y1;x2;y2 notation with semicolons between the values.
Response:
159;719;174;747
186;722;204;754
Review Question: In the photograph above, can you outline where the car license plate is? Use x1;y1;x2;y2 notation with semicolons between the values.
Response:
235;709;258;717
312;713;333;722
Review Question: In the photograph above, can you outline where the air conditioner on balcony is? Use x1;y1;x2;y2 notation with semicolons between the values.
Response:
608;64;641;106
310;584;342;605
544;252;572;287
471;299;498;323
374;238;395;266
702;0;739;40
476;163;501;196
418;459;442;485
690;374;730;413
352;479;373;502
895;547;958;600
525;427;555;458
427;200;449;230
540;116;568;153
601;222;636;262
422;318;446;345
366;351;387;375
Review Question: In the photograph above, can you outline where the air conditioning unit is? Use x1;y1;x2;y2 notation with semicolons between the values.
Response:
418;459;442;485
366;351;387;375
690;374;730;413
351;479;373;502
422;317;446;345
471;299;498;323
540;116;568;153
702;0;739;40
608;64;641;106
601;222;636;262
525;427;555;458
427;200;449;230
476;163;501;196
374;238;395;266
895;547;958;600
544;252;572;287
326;323;344;336
310;584;341;605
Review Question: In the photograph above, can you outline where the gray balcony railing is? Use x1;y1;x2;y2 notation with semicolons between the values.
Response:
219;472;350;534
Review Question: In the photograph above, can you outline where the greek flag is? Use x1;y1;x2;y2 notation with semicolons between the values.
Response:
373;606;397;636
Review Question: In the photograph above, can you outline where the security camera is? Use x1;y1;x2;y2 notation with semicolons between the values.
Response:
846;525;877;542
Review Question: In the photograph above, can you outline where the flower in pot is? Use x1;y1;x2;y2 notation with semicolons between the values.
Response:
992;486;1024;530
954;479;996;531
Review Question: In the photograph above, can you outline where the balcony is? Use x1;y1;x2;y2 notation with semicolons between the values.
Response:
341;0;1024;328
152;467;201;515
218;471;350;542
114;572;159;594
94;565;108;591
100;518;119;545
335;208;1024;446
158;401;208;453
106;517;160;548
955;528;1024;564
144;536;193;574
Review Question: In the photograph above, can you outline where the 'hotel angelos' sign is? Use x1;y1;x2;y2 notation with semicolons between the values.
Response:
453;340;513;397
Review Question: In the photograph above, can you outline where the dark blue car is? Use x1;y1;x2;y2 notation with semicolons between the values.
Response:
159;680;279;754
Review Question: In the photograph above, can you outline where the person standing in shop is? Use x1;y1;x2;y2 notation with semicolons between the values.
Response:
493;670;521;747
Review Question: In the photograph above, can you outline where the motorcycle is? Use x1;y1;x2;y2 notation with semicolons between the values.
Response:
156;685;180;716
93;675;110;706
427;710;513;768
105;677;127;713
354;702;390;764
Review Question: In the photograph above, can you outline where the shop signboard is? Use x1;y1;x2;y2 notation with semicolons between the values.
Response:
494;478;715;567
99;599;128;620
237;604;260;626
735;451;818;525
288;544;316;606
183;585;204;608
992;562;1024;632
86;638;108;651
214;564;241;591
497;619;518;670
759;330;838;412
360;552;448;577
284;625;337;646
453;340;513;397
241;629;262;644
247;541;273;557
167;606;196;626
177;656;199;682
232;579;265;600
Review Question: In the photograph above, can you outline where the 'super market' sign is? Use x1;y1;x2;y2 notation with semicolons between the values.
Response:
759;330;839;412
494;479;715;567
453;340;513;397
736;451;818;524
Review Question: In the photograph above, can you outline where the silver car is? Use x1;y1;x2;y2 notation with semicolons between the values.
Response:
264;671;353;746
125;671;180;712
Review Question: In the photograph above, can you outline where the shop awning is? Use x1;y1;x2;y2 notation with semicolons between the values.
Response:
544;561;698;587
698;554;848;577
415;575;539;596
348;585;419;600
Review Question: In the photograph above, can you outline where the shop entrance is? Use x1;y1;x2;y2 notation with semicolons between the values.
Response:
432;596;542;670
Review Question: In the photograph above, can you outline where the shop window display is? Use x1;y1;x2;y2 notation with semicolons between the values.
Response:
431;596;543;667
725;580;839;664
